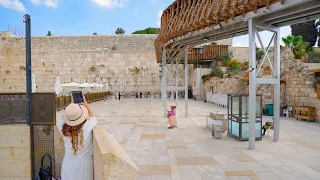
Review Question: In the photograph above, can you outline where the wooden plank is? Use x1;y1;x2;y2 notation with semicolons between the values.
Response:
155;0;284;63
310;69;320;73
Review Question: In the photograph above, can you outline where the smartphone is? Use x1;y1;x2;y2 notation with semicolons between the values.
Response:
71;91;84;104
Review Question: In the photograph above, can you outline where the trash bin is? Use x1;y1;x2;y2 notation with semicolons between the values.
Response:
212;123;222;139
265;104;274;116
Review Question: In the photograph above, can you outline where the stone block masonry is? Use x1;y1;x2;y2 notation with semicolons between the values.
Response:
204;48;320;121
0;125;31;179
0;34;161;93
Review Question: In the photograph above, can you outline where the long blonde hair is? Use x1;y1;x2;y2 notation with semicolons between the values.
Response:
62;121;86;155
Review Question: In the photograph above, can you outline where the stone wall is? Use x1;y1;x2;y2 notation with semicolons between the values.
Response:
0;125;31;180
54;125;140;179
281;49;320;115
93;125;140;180
231;47;249;62
0;34;160;94
204;77;247;94
204;48;320;120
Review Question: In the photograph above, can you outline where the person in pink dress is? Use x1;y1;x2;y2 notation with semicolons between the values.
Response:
167;106;176;129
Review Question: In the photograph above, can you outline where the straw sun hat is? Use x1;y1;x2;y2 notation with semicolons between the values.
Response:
64;104;89;126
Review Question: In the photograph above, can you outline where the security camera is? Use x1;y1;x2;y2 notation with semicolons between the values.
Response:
248;66;255;72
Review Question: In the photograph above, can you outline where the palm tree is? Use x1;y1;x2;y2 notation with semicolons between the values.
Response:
282;35;309;60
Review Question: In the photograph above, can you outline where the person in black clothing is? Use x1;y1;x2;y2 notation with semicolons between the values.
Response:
118;92;121;101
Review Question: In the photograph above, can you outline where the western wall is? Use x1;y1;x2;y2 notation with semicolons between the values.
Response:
0;34;161;94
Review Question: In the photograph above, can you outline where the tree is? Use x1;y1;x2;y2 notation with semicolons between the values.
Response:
282;35;309;60
132;27;160;34
93;32;97;35
291;20;317;50
115;27;125;34
47;31;52;36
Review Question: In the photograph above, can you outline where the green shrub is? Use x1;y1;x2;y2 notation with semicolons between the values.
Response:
256;49;264;61
218;52;231;66
228;60;241;69
210;66;224;78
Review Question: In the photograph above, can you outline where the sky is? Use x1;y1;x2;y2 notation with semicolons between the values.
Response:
0;0;292;47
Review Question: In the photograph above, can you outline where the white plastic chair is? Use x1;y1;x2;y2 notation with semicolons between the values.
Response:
283;107;292;118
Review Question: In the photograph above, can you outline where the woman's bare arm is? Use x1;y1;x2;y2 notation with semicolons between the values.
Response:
83;96;94;118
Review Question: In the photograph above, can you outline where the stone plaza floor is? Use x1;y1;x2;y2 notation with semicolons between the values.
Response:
57;98;320;180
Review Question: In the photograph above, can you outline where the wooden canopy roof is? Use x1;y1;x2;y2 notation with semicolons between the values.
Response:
155;0;283;63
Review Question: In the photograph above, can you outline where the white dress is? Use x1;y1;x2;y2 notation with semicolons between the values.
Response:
57;117;97;180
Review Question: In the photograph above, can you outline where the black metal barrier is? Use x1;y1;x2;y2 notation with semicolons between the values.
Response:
30;93;56;179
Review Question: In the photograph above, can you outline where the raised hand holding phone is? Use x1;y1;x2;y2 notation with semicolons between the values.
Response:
71;91;84;104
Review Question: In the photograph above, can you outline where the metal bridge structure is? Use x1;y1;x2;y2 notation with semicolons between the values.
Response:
156;0;320;149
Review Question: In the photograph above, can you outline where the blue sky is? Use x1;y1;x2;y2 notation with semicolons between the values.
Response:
0;0;173;36
0;0;291;46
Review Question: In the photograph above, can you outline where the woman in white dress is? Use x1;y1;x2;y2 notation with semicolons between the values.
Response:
57;97;97;180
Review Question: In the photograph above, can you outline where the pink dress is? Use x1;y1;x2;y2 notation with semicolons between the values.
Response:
167;110;175;126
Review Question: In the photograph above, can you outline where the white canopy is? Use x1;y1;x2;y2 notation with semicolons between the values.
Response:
61;82;81;87
91;83;104;87
61;82;104;88
54;76;63;96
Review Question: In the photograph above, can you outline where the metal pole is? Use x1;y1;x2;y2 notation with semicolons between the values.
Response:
24;14;32;125
273;28;281;142
163;49;167;118
175;60;178;107
248;18;257;150
199;65;202;100
171;58;174;101
24;14;34;179
161;55;165;107
184;47;188;118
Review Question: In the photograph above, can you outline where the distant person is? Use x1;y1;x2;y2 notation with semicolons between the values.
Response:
118;92;121;101
57;97;97;180
262;118;274;136
167;106;176;129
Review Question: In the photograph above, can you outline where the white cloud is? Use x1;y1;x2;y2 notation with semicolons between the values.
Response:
30;0;41;4
156;10;163;28
91;0;125;8
0;0;26;12
29;0;59;8
44;0;58;8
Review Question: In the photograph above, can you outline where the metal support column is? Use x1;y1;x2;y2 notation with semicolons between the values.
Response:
273;28;281;142
248;18;257;150
171;58;174;101
24;14;34;179
184;47;188;118
175;60;178;107
24;14;32;126
163;49;167;118
161;53;165;107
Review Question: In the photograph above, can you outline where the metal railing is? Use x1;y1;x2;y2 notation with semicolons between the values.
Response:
56;92;112;111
